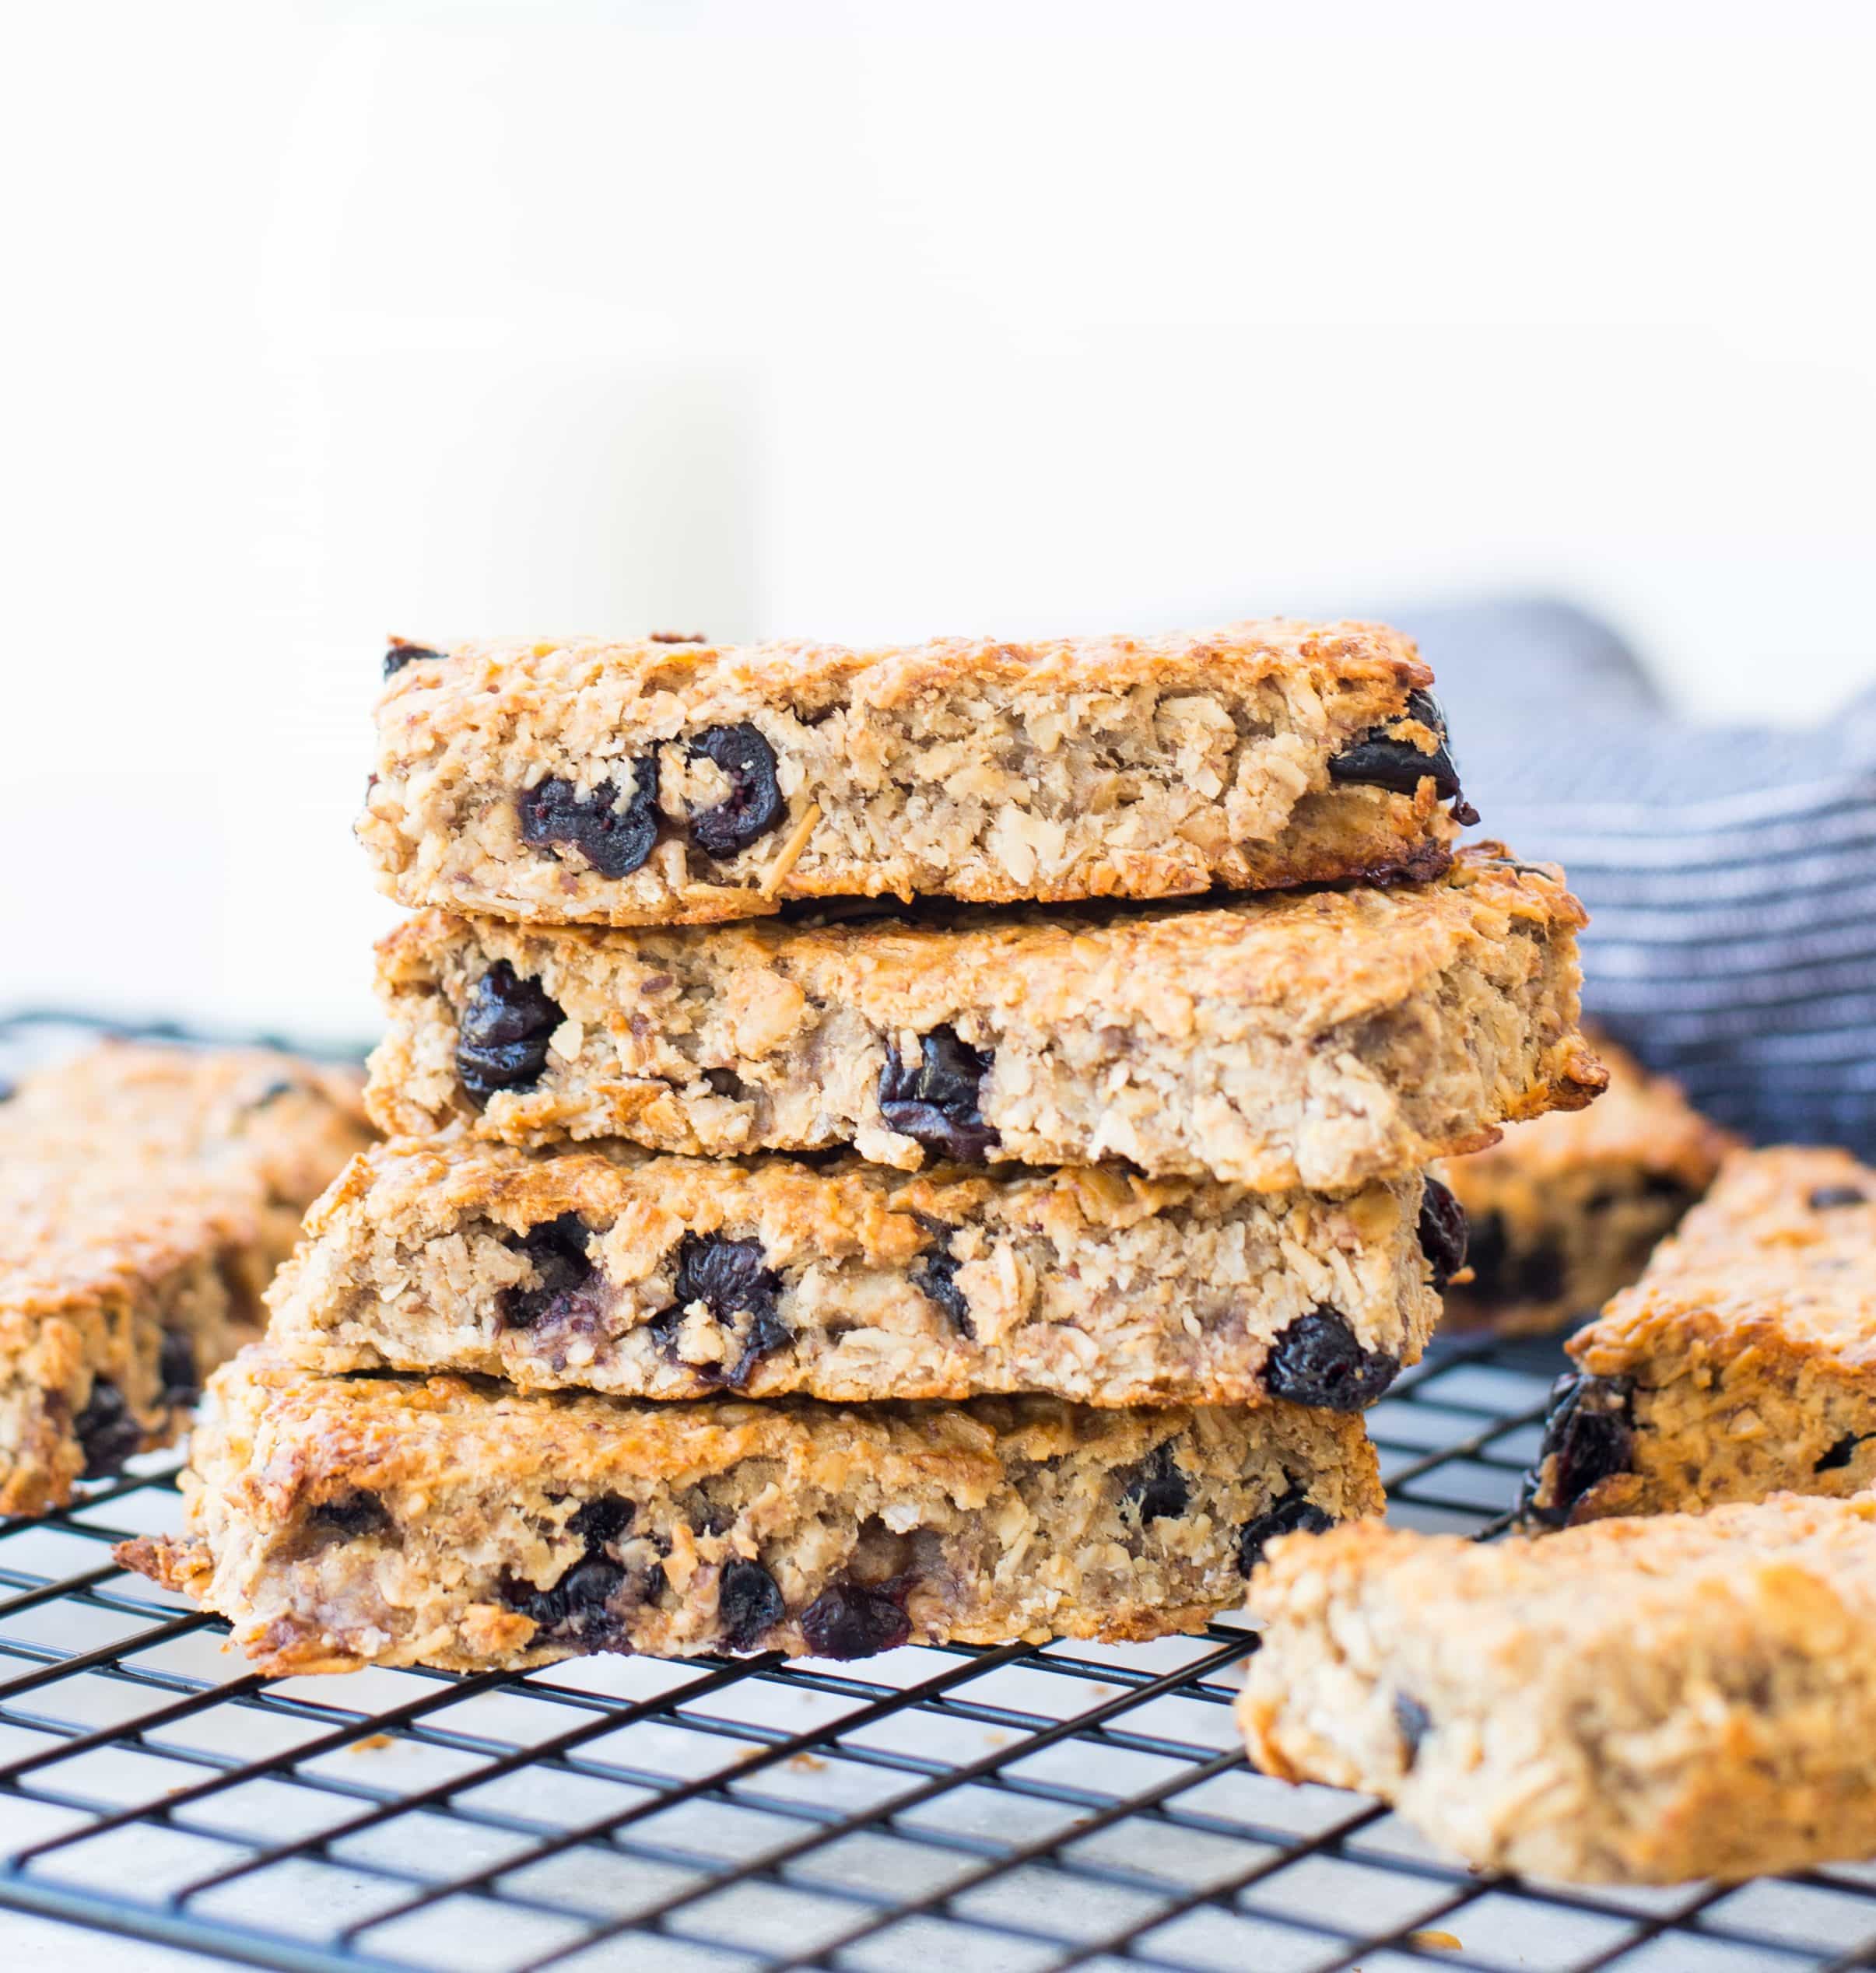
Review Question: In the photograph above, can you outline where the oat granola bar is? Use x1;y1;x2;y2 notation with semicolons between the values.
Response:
1523;1147;1876;1526
1;1045;373;1515
1238;1494;1876;1884
267;1140;1457;1408
367;846;1601;1192
359;620;1474;927
1438;1036;1735;1335
118;1345;1380;1672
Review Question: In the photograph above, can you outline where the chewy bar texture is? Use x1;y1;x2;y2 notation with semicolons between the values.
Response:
0;1045;373;1514
367;846;1602;1193
266;1141;1454;1408
119;1347;1381;1672
1238;1496;1876;1885
1524;1147;1876;1526
359;620;1473;927
1439;1036;1735;1334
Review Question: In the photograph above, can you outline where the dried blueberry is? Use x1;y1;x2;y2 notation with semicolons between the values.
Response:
647;1233;789;1389
676;1233;780;1328
687;723;786;860
718;1557;786;1650
503;1558;626;1643
248;1079;296;1109
457;961;564;1101
798;1579;911;1660
1520;1373;1634;1526
500;1214;605;1330
73;1380;142;1478
383;642;445;679
1263;1308;1400;1411
1416;1177;1468;1292
1328;689;1478;824
912;1228;973;1337
1811;1185;1869;1210
568;1495;633;1550
1236;1484;1334;1575
877;1028;1001;1162
156;1330;199;1409
1815;1433;1867;1473
518;762;661;879
310;1490;392;1539
0;1079;15;1104
1122;1442;1191;1526
1394;1692;1431;1767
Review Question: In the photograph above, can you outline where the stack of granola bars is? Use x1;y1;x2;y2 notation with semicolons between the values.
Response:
122;621;1602;1674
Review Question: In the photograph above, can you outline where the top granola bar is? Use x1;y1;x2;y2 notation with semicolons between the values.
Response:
359;619;1472;926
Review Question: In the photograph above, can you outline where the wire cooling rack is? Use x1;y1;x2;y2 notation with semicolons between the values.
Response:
5;1015;1876;1972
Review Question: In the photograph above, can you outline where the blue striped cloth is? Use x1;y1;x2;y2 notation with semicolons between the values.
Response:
1394;600;1876;1155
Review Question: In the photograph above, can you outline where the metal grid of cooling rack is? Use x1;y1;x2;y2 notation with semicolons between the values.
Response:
6;1015;1876;1973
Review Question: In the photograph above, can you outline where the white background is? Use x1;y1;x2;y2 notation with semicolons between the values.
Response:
5;1;1874;1040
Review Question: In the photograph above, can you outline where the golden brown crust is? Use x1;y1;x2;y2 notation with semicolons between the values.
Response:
384;619;1434;717
359;619;1467;925
367;845;1602;1192
1439;1036;1737;1334
0;1043;374;1513
1527;1147;1876;1523
1240;1495;1876;1884
118;1345;1381;1672
265;1138;1440;1405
